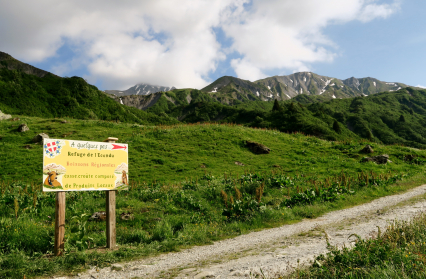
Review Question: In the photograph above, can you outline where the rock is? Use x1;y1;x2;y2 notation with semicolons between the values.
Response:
0;110;11;121
360;144;374;154
110;264;124;271
89;211;106;221
10;117;20;121
24;144;32;149
120;212;134;221
17;123;29;132
61;120;67;123
234;161;245;166
194;271;215;279
245;140;271;154
32;133;49;143
404;154;416;161
361;154;391;164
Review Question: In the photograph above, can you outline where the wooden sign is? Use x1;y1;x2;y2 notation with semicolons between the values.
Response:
43;139;128;192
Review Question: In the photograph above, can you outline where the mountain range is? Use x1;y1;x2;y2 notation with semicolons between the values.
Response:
105;83;175;96
3;50;426;149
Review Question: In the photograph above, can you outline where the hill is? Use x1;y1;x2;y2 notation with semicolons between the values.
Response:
0;51;178;125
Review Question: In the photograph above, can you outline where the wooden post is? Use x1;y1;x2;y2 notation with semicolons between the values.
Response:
54;191;65;256
104;137;118;249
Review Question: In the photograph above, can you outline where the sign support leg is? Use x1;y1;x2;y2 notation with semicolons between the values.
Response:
106;190;116;249
104;137;118;249
54;191;65;256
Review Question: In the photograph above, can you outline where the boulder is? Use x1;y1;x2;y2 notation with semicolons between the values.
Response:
245;140;271;154
362;154;392;164
17;123;29;132
360;144;374;154
32;133;49;143
404;154;416;161
120;212;134;221
89;211;106;221
0;110;12;121
234;161;244;166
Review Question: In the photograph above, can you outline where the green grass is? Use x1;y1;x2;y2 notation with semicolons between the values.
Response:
1;115;426;278
285;212;426;278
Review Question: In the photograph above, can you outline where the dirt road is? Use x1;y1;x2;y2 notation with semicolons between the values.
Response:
58;184;426;279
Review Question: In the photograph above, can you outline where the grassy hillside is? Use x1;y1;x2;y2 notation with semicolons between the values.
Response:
154;87;426;149
0;67;178;125
2;115;426;278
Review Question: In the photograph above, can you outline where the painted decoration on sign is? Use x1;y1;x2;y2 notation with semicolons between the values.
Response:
42;139;129;192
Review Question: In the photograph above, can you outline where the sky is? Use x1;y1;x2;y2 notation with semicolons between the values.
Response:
0;0;425;91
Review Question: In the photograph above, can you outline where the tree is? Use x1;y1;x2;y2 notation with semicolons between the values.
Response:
272;99;281;111
333;120;341;133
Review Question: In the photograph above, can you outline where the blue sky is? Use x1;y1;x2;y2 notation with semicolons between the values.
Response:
0;0;424;91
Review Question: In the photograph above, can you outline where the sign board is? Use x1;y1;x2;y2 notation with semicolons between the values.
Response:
43;139;128;192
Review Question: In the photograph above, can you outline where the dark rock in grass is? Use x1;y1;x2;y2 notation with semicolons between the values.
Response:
120;212;134;221
361;154;391;164
32;133;49;143
61;120;67;123
245;140;271;154
24;144;32;149
404;154;416;161
235;161;244;166
360;144;374;154
17;123;29;132
89;211;106;221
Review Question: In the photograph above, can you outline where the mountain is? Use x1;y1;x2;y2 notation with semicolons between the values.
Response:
200;76;271;103
105;83;175;96
0;51;56;78
0;51;178;125
200;72;408;101
255;72;408;100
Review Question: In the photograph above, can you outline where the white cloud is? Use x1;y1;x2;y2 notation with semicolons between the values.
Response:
358;1;401;22
222;0;400;81
0;0;400;88
416;85;426;89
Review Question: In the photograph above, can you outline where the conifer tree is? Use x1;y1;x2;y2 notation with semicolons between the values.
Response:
333;120;341;133
272;99;281;111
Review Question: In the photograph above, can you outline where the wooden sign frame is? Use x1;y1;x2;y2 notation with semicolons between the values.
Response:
54;137;121;256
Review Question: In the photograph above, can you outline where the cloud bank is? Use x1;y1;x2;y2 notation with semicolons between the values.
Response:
0;0;400;89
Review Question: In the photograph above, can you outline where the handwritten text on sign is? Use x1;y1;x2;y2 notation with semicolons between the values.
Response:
42;139;128;192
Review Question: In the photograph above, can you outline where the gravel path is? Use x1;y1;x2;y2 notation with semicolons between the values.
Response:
56;184;426;279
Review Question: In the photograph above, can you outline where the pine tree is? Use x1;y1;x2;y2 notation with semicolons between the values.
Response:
333;120;341;133
272;99;281;111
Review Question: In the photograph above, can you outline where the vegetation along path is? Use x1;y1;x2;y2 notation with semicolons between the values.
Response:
58;183;426;279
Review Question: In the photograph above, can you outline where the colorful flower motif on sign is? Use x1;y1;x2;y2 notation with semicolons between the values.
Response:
44;140;63;158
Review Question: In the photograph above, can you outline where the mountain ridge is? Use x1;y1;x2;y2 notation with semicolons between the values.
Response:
105;83;176;96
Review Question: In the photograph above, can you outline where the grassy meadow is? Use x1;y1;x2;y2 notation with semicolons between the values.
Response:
1;116;426;278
